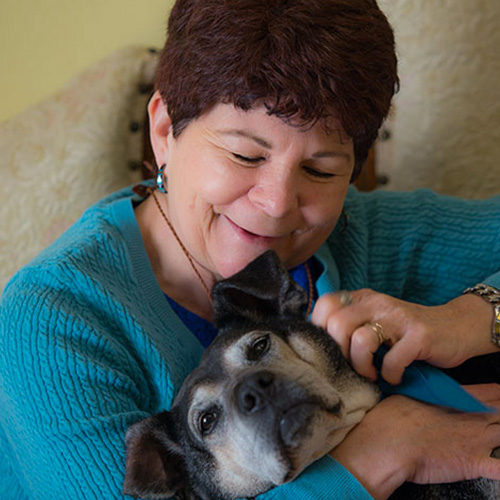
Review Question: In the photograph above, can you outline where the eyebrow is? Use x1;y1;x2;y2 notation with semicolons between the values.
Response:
312;151;351;160
217;128;272;149
217;128;351;160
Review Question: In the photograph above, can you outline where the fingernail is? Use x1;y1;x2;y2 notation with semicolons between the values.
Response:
339;290;353;307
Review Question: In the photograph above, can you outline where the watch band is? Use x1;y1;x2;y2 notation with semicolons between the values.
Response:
463;283;500;348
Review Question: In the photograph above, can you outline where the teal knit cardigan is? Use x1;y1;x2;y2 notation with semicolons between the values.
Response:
1;185;499;500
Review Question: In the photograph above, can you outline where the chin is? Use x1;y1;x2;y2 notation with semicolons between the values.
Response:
214;251;270;279
215;248;317;280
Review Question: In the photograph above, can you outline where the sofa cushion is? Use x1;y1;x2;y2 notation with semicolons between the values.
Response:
0;46;158;291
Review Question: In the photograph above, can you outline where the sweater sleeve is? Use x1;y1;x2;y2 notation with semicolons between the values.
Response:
253;456;372;500
484;272;500;290
335;188;500;305
0;269;152;500
1;267;373;500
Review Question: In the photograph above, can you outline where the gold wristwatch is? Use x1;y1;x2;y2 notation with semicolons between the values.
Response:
463;283;500;348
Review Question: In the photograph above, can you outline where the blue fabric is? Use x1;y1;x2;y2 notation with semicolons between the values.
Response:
164;261;315;348
2;184;500;499
165;259;319;348
374;344;494;413
167;265;492;415
166;295;218;348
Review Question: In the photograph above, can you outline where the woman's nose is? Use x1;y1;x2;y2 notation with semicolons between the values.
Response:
247;169;300;218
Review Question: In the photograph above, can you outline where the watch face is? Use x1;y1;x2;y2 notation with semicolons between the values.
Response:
464;285;500;348
493;304;500;344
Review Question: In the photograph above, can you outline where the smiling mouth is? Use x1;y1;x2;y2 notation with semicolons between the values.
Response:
224;215;284;241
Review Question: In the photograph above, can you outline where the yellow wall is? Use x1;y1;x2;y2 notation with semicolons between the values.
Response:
0;0;175;123
2;0;499;198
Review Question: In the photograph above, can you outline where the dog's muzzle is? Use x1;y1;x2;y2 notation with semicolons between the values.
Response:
235;370;276;414
234;370;343;448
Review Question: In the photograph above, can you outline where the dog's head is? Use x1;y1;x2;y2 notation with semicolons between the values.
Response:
123;251;379;500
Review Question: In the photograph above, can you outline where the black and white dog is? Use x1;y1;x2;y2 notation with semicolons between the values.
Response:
123;251;499;500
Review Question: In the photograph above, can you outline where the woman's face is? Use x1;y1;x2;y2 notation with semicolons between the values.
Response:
152;97;354;280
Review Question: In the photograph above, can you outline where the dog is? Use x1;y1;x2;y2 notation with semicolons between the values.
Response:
123;250;500;500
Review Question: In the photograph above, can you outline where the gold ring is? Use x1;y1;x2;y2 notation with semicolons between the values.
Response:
367;322;390;346
338;290;353;307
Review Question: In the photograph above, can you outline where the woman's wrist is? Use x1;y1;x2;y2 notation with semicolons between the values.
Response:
329;447;407;500
328;401;412;500
450;292;499;359
462;283;500;350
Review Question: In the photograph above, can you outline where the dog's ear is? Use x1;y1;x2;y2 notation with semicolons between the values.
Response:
123;411;189;499
212;250;307;328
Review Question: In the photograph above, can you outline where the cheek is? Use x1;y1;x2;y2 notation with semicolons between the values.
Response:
203;172;249;207
301;189;345;229
279;189;345;266
176;155;251;209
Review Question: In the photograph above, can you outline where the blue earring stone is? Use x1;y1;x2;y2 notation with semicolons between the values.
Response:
156;165;167;193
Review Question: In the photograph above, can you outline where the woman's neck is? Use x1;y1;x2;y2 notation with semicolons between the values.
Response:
134;195;215;322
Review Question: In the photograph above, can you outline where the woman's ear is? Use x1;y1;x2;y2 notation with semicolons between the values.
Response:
148;90;173;168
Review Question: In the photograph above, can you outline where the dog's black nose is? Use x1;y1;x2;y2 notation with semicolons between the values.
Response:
235;370;275;414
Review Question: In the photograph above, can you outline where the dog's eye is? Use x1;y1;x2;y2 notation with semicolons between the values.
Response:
247;334;270;361
198;411;219;436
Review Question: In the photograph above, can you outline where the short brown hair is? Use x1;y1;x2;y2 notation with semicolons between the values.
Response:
156;0;398;180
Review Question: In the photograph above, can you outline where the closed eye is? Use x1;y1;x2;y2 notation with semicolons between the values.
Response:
302;165;335;179
233;153;337;178
233;153;265;164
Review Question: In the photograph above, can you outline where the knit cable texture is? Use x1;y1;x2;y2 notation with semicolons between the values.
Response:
1;185;499;499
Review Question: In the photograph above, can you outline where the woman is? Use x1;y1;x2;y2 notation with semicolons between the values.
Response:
1;0;500;499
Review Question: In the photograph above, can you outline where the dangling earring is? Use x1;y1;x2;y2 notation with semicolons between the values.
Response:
156;164;168;193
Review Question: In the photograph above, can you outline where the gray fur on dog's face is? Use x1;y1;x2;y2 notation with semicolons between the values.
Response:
184;324;378;498
123;251;379;500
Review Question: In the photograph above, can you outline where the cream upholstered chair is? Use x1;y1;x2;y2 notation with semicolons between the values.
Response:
0;47;159;292
4;42;495;292
0;45;381;294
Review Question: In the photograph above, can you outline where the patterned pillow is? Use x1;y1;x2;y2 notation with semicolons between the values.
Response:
0;46;158;292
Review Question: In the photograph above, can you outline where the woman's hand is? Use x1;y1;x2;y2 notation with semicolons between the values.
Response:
330;384;500;500
311;289;497;384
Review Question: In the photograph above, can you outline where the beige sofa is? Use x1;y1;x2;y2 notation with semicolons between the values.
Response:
0;47;158;292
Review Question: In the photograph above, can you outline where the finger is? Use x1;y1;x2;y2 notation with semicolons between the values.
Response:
312;293;358;359
350;325;380;380
485;422;500;448
325;315;351;358
380;338;421;385
478;456;500;481
313;291;395;364
462;384;500;417
480;399;500;418
484;401;500;416
326;313;382;360
325;306;381;358
311;293;348;328
463;383;500;404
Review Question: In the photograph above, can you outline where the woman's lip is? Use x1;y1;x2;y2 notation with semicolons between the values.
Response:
223;215;281;241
